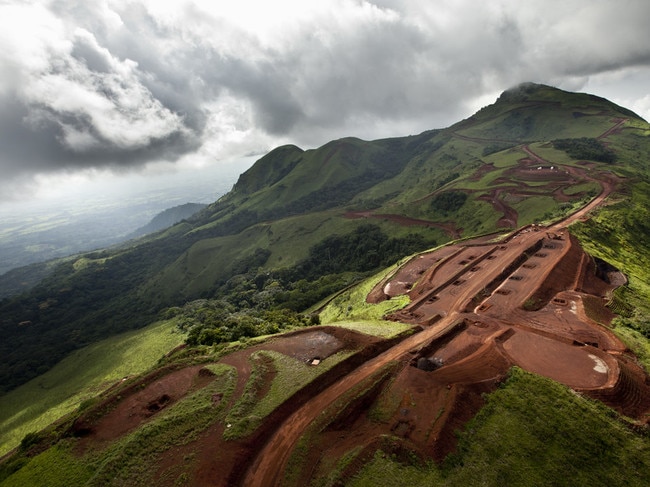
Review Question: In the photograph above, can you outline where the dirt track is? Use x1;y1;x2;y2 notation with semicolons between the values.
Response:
66;118;649;486
240;141;649;486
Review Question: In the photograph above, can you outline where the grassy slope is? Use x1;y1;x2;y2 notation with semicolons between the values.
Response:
2;84;650;484
143;210;448;304
160;94;618;305
1;364;237;487
0;320;184;457
223;349;356;440
349;368;650;487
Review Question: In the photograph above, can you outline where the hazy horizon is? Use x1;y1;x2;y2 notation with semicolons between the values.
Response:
0;0;648;206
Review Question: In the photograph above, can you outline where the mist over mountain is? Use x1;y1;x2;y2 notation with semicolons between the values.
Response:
0;163;246;298
127;203;208;240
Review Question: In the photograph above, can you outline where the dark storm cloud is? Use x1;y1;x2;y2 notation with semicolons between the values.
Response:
1;0;650;194
0;94;201;181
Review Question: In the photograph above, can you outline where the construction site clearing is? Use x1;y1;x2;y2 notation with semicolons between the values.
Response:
68;200;650;487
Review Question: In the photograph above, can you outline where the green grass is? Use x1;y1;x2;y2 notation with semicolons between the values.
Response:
145;210;442;305
72;256;108;271
484;146;526;168
510;195;560;225
349;368;650;487
455;167;513;190
0;320;185;457
318;263;411;323
331;321;413;338
347;449;441;487
563;181;601;196
282;361;401;486
570;180;650;351
454;199;503;235
531;143;597;167
315;445;365;487
85;364;236;487
614;326;650;371
0;443;95;487
251;350;355;421
224;349;355;440
1;365;236;487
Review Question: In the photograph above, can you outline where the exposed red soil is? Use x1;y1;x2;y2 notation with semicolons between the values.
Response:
81;326;382;487
409;144;608;232
468;162;496;181
72;364;209;452
597;118;628;139
346;135;622;237
477;188;519;227
236;152;648;486
61;117;649;486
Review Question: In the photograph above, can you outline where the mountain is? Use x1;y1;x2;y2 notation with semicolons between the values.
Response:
126;203;208;240
1;83;650;486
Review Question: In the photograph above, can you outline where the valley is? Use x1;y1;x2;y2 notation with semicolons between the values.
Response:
0;163;244;279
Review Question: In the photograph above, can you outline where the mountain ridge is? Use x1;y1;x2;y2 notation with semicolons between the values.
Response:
1;83;648;395
2;82;650;486
126;202;207;240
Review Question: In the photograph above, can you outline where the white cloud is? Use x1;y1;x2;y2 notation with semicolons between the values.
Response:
0;0;649;198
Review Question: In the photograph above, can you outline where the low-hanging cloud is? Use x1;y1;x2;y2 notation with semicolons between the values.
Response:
1;0;650;192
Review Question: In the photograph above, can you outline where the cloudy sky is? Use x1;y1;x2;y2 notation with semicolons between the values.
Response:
1;0;649;202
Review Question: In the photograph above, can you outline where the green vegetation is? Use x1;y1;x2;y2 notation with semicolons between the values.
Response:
0;444;94;487
224;350;354;439
87;365;235;486
562;181;601;196
0;320;184;457
571;181;650;342
172;302;315;346
319;263;414;323
289;224;433;281
1;365;236;486
430;191;468;215
282;360;401;486
512;195;561;225
482;141;519;156
350;368;650;487
331;320;413;338
2;82;650;486
0;223;434;394
553;137;616;163
161;224;433;348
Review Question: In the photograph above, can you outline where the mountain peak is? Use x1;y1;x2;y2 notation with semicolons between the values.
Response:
494;82;643;120
497;82;552;101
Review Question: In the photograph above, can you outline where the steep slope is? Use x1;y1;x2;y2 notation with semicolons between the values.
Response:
2;82;650;486
0;83;648;397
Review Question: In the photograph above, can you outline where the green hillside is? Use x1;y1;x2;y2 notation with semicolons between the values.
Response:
0;320;184;457
1;83;648;394
1;83;650;486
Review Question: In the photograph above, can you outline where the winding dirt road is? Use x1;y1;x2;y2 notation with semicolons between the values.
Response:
239;120;634;487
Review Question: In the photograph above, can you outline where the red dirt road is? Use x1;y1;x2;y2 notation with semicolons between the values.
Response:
241;162;650;486
67;116;647;486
